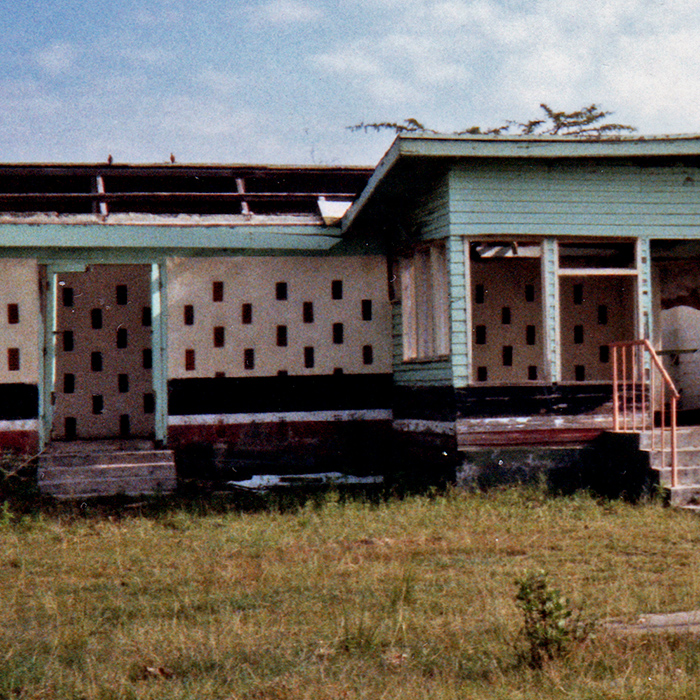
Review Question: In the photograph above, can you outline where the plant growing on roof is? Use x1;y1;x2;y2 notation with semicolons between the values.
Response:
350;104;636;139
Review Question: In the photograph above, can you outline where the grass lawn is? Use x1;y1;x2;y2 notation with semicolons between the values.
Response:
1;487;700;699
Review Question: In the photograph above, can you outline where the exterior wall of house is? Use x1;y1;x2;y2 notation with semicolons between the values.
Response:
165;254;393;475
0;258;41;451
448;160;700;238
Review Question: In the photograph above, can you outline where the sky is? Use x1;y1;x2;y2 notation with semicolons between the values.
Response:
2;0;700;167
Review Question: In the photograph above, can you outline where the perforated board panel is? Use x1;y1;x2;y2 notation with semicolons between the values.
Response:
0;259;40;385
52;265;153;439
470;259;544;383
167;256;391;378
559;276;635;382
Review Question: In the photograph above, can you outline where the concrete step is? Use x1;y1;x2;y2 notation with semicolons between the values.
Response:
40;475;176;498
640;427;700;451
39;463;175;480
656;467;700;487
38;442;176;499
648;450;700;469
667;485;700;508
39;451;174;469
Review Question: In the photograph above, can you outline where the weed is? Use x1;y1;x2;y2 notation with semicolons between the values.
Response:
514;569;591;668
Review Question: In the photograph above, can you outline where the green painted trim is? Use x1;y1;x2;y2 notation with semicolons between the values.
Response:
151;263;168;444
448;235;467;387
398;133;700;159
0;224;340;250
40;268;57;447
636;237;652;341
460;237;472;387
542;239;561;382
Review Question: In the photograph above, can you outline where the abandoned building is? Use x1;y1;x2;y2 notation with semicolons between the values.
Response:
3;133;700;499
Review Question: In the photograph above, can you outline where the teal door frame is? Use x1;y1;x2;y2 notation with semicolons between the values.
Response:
40;259;168;448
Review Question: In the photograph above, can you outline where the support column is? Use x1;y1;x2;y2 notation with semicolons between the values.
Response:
449;235;469;387
151;262;168;444
40;267;57;448
636;236;652;342
542;238;561;383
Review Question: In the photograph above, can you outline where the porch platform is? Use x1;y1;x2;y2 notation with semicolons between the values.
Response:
457;414;614;448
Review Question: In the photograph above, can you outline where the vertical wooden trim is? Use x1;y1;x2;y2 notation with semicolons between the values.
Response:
636;236;652;342
448;235;467;387
542;238;561;382
40;267;57;448
151;262;168;444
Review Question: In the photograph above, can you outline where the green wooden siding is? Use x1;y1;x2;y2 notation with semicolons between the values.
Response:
411;174;450;241
449;161;700;238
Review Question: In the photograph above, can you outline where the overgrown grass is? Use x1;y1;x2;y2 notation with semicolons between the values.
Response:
1;487;700;698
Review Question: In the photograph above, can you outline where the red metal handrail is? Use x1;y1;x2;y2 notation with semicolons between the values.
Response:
611;340;680;487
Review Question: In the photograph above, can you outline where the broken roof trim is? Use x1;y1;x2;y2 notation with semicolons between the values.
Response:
0;162;373;225
340;133;700;233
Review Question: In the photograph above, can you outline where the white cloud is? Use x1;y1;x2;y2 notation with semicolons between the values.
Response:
34;42;78;76
247;0;322;25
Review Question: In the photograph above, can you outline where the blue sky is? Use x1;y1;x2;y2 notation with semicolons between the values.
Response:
2;0;700;166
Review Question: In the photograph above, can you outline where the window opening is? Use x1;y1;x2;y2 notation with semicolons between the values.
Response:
213;281;224;302
501;307;511;325
142;349;152;370
116;328;128;349
304;346;314;368
477;366;488;382
362;345;374;365
185;349;195;371
116;285;128;305
242;303;253;324
332;323;344;344
62;287;74;307
526;325;536;345
244;348;255;370
528;365;538;380
90;351;102;372
142;306;152;327
276;282;288;300
213;326;225;348
7;304;19;324
118;374;129;393
303;301;314;323
361;299;372;321
475;325;486;345
63;373;75;393
502;346;513;366
92;395;104;415
184;305;194;325
91;308;103;329
277;325;288;347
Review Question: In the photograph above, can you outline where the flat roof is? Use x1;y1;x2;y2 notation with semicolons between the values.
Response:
341;133;700;233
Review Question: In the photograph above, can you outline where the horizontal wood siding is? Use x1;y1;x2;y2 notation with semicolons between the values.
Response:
411;173;450;242
392;304;452;386
450;160;700;238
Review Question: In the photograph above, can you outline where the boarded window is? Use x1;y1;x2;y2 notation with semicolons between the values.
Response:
400;242;450;360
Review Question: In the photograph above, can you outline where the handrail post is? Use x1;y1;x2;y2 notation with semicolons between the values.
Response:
671;395;678;488
613;346;619;431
